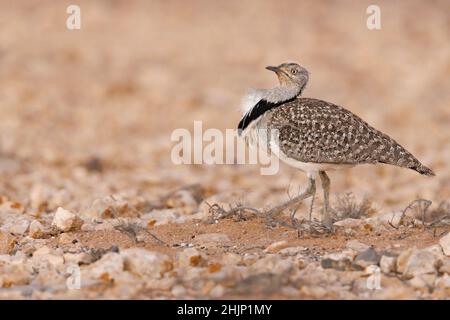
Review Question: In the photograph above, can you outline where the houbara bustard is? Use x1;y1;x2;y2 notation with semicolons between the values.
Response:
238;62;434;221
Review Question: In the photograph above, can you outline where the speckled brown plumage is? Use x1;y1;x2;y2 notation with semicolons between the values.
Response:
266;97;435;176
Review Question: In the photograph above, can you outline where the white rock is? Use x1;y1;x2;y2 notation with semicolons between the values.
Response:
409;274;436;289
209;284;225;298
9;219;30;236
29;220;45;238
439;258;450;274
251;255;294;274
0;201;25;215
63;252;95;265
321;251;354;271
439;232;450;256
194;233;231;243
346;240;370;253
221;252;242;265
0;231;16;255
121;248;173;278
32;246;64;271
81;222;95;232
140;209;181;225
33;246;52;256
49;189;71;208
171;284;187;297
30;184;50;208
83;252;124;280
423;244;444;258
0;254;31;287
435;274;450;289
353;247;380;269
403;249;438;277
380;255;397;274
279;246;306;256
396;248;414;274
264;240;290;253
333;218;363;229
377;212;404;228
52;207;76;232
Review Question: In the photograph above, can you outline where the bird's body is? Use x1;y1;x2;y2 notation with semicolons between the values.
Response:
242;97;434;176
238;62;434;220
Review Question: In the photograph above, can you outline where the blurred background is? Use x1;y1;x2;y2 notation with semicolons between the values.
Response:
0;0;449;216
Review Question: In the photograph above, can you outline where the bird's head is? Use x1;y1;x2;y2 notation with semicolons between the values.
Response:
266;62;309;89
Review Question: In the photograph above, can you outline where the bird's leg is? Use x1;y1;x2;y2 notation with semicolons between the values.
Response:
319;171;331;219
308;191;316;223
266;174;316;219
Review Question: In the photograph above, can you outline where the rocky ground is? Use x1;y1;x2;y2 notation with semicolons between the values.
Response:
0;190;450;299
0;0;449;299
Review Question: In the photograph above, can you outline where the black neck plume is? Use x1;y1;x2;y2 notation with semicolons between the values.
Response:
237;97;296;135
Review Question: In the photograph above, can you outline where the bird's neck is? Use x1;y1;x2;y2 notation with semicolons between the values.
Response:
264;85;303;104
240;84;304;116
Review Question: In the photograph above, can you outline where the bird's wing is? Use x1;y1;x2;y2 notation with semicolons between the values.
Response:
267;98;423;169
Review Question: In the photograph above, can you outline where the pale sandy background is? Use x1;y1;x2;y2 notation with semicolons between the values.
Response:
1;0;448;214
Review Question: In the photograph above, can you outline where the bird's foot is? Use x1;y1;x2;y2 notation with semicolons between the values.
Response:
320;206;335;230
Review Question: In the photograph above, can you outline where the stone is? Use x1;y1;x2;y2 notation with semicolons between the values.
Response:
221;252;242;265
52;207;76;232
321;252;353;271
49;189;71;209
140;209;182;226
423;244;444;258
409;274;436;289
377;212;404;228
251;255;294;274
435;274;450;289
81;222;95;232
279;246;307;256
402;249;438;278
0;232;16;255
353;248;381;269
396;248;414;274
264;240;290;253
121;248;173;278
8;219;29;236
372;283;417;299
242;253;259;266
0;255;31;287
177;248;207;268
83;252;124;280
380;255;397;274
209;284;225;298
171;284;187;297
63;252;96;265
164;189;199;214
31;246;65;271
29;220;45;239
194;233;231;243
333;218;363;229
346;240;370;253
439;232;450;256
30;184;50;209
82;197;138;220
439;258;450;274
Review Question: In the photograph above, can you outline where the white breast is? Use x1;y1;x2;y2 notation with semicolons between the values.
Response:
240;89;265;115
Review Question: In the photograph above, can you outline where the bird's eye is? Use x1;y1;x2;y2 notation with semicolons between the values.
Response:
291;69;297;75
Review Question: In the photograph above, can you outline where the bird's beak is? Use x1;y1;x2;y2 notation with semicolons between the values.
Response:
266;65;279;73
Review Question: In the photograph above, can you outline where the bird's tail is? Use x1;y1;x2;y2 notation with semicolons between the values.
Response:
411;163;435;177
